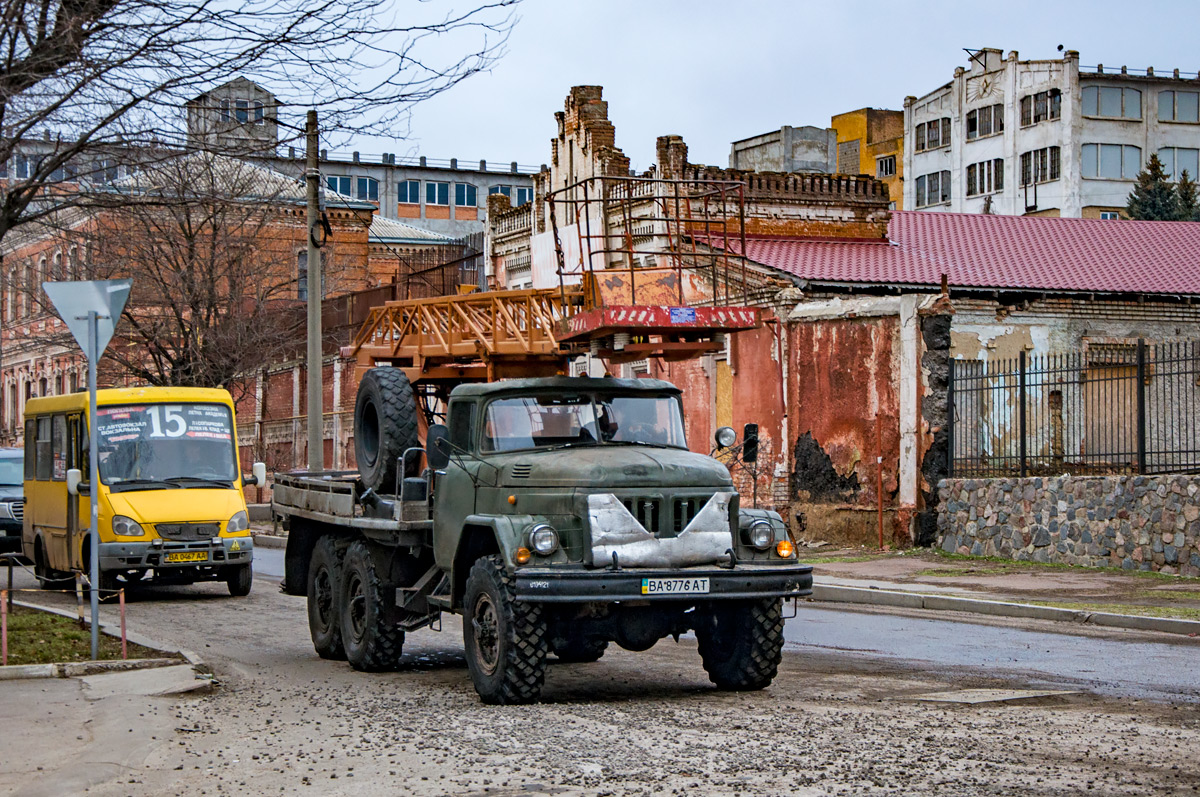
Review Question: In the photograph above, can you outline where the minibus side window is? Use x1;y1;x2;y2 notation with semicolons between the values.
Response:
36;417;52;481
24;419;36;480
51;415;66;481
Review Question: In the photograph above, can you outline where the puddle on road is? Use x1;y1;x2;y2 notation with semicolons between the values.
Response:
900;688;1081;705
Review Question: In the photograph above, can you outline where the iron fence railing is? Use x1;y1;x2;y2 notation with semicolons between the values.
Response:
948;339;1200;478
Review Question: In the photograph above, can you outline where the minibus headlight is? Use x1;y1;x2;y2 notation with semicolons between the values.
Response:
112;515;145;537
227;511;249;534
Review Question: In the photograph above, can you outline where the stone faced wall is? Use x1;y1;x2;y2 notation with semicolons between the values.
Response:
937;475;1200;576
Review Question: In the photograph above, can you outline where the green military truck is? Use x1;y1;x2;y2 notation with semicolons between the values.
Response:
273;369;812;704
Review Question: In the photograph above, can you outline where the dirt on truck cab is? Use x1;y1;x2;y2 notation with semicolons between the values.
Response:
273;369;813;704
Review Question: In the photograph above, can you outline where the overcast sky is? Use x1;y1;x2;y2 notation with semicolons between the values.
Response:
355;0;1200;172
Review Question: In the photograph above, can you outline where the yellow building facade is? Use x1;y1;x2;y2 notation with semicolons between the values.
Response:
831;108;905;210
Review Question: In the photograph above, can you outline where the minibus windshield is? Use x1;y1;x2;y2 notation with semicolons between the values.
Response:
95;403;238;490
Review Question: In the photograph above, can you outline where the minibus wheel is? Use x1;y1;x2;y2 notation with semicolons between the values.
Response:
226;563;253;597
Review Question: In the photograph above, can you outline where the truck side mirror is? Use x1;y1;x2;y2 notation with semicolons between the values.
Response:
742;423;759;463
427;424;450;470
244;462;267;486
66;468;88;496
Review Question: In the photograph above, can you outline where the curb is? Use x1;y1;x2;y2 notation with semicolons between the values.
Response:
810;584;1200;637
252;533;287;549
1;599;211;679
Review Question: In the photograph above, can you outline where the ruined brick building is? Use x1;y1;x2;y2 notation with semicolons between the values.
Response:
485;86;1200;548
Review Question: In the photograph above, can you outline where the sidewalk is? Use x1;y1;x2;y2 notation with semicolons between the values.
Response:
806;548;1200;636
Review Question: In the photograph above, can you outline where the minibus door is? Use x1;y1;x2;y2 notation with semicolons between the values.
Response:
66;415;82;566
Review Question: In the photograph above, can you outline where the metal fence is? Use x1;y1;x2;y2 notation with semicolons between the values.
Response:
948;339;1200;478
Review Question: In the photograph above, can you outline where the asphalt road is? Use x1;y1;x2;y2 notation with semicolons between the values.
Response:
7;556;1200;795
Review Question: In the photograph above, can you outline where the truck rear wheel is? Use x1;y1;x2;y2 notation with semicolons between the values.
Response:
552;635;608;663
339;540;404;671
463;555;548;704
695;598;785;691
354;368;419;492
307;535;349;660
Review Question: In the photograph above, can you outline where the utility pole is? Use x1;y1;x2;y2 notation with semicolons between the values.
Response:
305;110;324;472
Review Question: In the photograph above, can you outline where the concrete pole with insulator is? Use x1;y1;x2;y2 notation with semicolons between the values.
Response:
305;110;324;472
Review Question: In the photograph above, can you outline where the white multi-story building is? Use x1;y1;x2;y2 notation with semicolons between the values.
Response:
904;49;1200;218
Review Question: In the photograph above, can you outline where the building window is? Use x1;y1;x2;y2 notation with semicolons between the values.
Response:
914;117;951;152
966;104;1004;140
454;183;477;207
1159;90;1200;123
219;99;230;122
235;99;249;124
914;170;951;207
1081;143;1140;180
966;158;1004;196
1020;146;1061;186
426;181;449;206
1158;147;1200;181
326;175;351;195
15;153;32;179
253;101;265;125
515;187;532;206
876;155;896;178
1082;86;1141;120
399;179;420;204
489;185;512;198
356;176;378;201
1019;89;1062;126
1100;211;1121;220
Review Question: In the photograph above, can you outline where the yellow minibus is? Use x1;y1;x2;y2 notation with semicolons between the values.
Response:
22;386;265;596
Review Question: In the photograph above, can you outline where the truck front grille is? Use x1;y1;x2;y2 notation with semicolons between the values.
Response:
672;496;712;533
9;500;23;521
621;498;661;535
157;523;220;541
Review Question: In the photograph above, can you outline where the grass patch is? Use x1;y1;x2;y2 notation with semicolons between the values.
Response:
1135;589;1200;602
2;605;162;666
800;555;880;564
913;567;1016;578
930;550;1187;582
1028;600;1200;621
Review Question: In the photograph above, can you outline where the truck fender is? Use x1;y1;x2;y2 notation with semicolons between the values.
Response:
738;508;788;544
451;514;534;605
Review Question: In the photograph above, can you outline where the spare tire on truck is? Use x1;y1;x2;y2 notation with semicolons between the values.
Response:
354;367;419;492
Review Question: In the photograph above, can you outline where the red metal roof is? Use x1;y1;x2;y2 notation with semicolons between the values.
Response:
715;211;1200;296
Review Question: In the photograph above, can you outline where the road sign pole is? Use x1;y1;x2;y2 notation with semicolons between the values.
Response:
87;310;100;660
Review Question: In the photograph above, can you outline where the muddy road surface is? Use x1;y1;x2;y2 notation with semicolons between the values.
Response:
7;566;1200;796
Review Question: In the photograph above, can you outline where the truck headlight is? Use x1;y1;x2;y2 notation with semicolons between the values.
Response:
113;515;145;537
0;503;13;520
528;524;559;556
746;519;774;551
227;511;249;534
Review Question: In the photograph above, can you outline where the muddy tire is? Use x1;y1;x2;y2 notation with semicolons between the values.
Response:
226;563;253;597
552;635;608;663
339;540;404;671
695;598;785;691
34;540;72;591
354;368;419;493
307;535;351;660
463;555;548;704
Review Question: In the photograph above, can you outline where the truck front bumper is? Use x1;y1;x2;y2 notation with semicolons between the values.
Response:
513;563;813;603
99;536;254;571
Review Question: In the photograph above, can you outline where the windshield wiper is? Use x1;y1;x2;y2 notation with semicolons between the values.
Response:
543;440;601;452
164;476;234;488
108;478;180;491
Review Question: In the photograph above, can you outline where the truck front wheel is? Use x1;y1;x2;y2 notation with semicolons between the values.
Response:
308;536;348;659
463;555;548;704
339;540;405;671
695;598;785;691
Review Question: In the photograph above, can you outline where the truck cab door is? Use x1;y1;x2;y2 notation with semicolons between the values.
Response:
432;460;478;571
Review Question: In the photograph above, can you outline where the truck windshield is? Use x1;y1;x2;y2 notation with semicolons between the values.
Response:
0;458;21;486
95;403;238;489
482;394;686;452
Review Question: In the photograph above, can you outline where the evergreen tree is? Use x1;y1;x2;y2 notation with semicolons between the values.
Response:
1177;170;1200;222
1126;154;1180;220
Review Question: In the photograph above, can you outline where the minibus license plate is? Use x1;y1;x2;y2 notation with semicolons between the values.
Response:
165;551;208;563
641;577;709;595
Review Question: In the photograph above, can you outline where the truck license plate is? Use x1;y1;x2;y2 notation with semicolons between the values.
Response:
165;551;208;563
641;577;709;595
